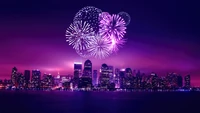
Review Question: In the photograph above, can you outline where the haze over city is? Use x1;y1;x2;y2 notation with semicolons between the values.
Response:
0;0;199;86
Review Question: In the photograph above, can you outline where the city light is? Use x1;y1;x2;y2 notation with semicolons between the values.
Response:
0;60;197;92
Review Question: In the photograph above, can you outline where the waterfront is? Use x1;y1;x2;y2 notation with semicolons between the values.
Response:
0;91;200;113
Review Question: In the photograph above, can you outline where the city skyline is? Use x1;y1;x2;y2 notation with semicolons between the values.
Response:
0;59;193;91
0;0;199;86
0;59;198;86
0;61;192;87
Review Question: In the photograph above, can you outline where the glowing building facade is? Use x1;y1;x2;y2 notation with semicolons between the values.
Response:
41;74;54;89
61;75;72;89
74;62;82;88
17;73;24;88
151;72;158;89
83;60;92;77
114;68;120;88
125;68;133;89
93;70;98;86
31;70;41;89
99;64;110;89
11;67;18;86
119;69;125;89
78;60;92;89
184;75;191;88
108;66;114;83
54;72;61;87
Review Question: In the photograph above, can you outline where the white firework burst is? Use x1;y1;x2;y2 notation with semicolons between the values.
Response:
88;34;112;59
65;21;95;50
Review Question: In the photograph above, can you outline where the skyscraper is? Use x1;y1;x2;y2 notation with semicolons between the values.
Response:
78;76;92;90
93;70;98;86
99;64;110;89
62;75;72;90
108;66;114;83
54;72;61;87
17;73;24;88
78;60;92;89
74;62;82;88
177;75;183;88
41;74;54;89
184;75;191;88
125;68;132;77
24;70;30;88
114;68;120;88
83;60;92;77
125;68;133;89
74;62;82;78
151;72;158;89
11;67;18;86
115;68;120;77
31;70;41;89
119;69;125;89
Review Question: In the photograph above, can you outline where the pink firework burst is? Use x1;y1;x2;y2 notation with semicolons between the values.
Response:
110;34;127;52
99;14;126;40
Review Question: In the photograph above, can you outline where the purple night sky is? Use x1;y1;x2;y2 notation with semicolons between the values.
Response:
0;0;199;86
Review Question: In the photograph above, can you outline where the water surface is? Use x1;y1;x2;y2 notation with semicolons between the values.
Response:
0;91;199;113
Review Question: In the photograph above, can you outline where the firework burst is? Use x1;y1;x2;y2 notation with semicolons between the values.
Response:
118;12;131;26
99;14;126;40
110;34;127;52
88;34;112;59
98;12;111;21
65;6;130;59
65;21;95;51
74;6;102;33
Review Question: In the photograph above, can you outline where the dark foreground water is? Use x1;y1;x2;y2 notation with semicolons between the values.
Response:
0;91;200;113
